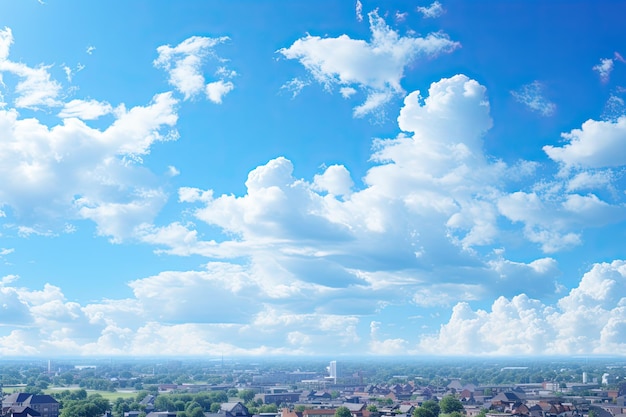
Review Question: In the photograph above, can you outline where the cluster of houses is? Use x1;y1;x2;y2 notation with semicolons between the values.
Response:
3;379;626;417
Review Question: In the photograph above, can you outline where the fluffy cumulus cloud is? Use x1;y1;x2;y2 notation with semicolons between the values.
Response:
544;116;626;169
0;29;180;241
1;65;626;355
421;260;626;355
130;74;569;354
0;92;178;240
154;36;236;102
279;10;459;117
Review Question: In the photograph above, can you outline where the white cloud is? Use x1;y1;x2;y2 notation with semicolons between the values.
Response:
355;0;363;22
0;28;61;109
58;99;113;120
279;10;459;117
154;36;234;102
417;1;445;18
280;78;309;99
602;94;625;122
206;80;234;104
2;56;625;356
340;86;357;98
544;116;626;168
511;81;556;116
566;171;614;192
369;321;410;355
594;58;614;83
86;45;95;55
420;260;626;355
0;91;179;240
395;12;408;22
312;164;354;197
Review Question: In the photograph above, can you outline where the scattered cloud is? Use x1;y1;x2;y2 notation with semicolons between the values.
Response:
417;1;445;18
86;45;95;55
511;81;556;116
593;53;624;83
355;0;363;22
395;11;408;22
602;94;625;121
280;78;310;99
154;36;234;102
278;10;459;117
206;80;234;104
594;58;614;83
0;28;62;109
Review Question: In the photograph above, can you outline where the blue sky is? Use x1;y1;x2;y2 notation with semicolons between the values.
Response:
1;0;626;357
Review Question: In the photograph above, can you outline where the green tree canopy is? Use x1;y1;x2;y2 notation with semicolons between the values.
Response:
439;396;463;414
421;400;440;417
335;406;352;417
413;408;435;417
239;389;255;403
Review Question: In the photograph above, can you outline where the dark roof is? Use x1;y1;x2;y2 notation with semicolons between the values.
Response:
2;405;41;417
3;394;33;404
3;394;58;406
24;395;58;405
492;392;521;403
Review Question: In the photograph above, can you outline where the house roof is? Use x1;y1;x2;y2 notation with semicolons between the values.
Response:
3;394;58;406
342;403;365;412
491;392;521;403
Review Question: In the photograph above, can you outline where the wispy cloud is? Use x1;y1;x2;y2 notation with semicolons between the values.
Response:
280;77;309;99
417;1;445;18
355;0;363;22
593;52;624;83
511;81;556;116
0;28;62;109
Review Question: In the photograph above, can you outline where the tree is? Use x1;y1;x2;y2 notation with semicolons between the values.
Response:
367;405;378;412
210;403;222;413
335;406;352;417
421;400;440;417
259;405;278;413
189;408;205;417
239;390;255;403
155;396;175;412
439;396;463;414
413;408;435;417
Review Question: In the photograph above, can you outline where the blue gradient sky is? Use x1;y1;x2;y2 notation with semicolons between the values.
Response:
0;0;626;357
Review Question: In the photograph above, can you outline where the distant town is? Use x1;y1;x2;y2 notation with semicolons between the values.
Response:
1;357;626;417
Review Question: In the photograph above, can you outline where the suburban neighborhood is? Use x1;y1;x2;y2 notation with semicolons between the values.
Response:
2;360;626;417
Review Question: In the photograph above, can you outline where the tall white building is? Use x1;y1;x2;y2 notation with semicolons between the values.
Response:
327;360;340;384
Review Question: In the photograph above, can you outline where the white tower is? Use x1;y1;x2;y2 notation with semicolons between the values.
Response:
329;360;338;383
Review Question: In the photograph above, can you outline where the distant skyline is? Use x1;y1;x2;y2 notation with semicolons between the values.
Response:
0;1;626;357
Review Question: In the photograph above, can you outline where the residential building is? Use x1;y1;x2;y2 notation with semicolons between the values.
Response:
2;394;59;417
